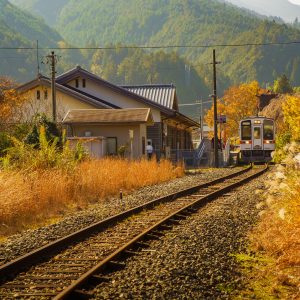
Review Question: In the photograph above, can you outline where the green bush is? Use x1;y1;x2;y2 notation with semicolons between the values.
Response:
1;126;88;171
25;114;61;147
0;132;12;156
272;131;292;163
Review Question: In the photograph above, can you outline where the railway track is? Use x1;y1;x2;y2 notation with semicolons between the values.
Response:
0;165;268;299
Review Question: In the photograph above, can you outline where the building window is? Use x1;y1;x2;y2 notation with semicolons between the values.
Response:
82;79;86;88
44;90;48;100
75;79;79;88
241;120;251;140
36;90;41;100
107;137;117;155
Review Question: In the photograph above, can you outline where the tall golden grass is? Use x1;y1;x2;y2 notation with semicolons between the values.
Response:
243;149;300;298
0;158;184;236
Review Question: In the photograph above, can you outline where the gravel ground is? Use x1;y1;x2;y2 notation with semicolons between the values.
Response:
0;167;244;264
92;173;267;299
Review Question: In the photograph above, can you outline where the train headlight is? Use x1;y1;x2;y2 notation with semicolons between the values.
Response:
240;141;252;144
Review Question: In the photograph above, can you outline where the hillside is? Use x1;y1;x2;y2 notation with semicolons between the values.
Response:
10;0;68;27
0;0;68;81
9;0;300;90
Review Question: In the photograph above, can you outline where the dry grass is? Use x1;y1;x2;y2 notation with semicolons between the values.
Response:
238;161;300;299
0;158;184;236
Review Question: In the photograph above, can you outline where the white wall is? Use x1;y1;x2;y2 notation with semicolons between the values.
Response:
70;124;146;159
67;78;162;122
22;85;96;122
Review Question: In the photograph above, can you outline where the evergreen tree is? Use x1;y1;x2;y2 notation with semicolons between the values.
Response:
273;74;293;94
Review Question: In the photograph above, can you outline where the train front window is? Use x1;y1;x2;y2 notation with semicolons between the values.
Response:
254;127;261;139
241;121;251;140
264;120;274;140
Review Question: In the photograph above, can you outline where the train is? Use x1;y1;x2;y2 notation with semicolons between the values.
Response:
239;116;275;163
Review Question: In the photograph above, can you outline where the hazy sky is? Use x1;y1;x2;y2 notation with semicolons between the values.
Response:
288;0;300;5
226;0;300;22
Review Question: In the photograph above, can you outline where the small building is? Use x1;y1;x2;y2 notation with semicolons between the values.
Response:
17;66;199;160
63;108;154;159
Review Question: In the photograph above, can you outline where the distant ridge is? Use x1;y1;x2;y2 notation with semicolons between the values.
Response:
5;0;300;96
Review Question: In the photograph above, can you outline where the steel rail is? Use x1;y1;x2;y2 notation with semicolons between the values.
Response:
0;166;251;283
55;165;268;299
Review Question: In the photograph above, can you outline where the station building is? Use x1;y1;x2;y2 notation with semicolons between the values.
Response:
18;66;199;159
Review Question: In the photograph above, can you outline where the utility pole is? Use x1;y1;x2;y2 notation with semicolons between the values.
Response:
211;49;221;168
36;40;40;76
44;51;58;122
200;99;203;140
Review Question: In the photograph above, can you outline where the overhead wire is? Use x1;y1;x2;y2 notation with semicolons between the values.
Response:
1;40;300;50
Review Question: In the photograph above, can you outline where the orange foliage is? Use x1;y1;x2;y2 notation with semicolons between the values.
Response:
0;77;28;126
205;81;260;140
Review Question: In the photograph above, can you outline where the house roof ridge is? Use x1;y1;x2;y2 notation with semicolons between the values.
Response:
69;108;150;112
121;84;176;88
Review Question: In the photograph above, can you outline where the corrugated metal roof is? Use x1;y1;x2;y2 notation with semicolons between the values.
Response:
63;108;153;124
122;85;177;110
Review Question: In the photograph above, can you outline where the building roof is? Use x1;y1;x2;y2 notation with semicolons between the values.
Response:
63;108;154;125
121;84;178;111
17;75;118;109
18;68;199;128
56;66;174;115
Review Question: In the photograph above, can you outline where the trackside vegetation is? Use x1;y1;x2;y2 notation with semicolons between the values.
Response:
236;95;300;299
0;124;184;236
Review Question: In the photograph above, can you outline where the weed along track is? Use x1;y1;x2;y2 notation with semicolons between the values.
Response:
0;166;267;299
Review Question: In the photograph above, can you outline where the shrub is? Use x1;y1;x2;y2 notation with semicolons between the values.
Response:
25;114;61;147
0;132;12;156
272;131;292;163
1;126;86;171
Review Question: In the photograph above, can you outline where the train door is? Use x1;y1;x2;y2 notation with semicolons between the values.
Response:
253;125;263;150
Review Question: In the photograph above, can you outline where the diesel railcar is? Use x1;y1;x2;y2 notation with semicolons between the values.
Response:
239;117;275;163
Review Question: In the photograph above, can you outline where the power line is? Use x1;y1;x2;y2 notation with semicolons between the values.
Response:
1;40;300;50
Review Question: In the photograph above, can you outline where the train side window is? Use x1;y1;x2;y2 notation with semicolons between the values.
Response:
264;120;274;140
254;127;261;139
241;121;251;140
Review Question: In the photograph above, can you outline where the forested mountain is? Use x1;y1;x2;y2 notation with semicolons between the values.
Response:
0;0;80;81
10;0;68;27
5;0;300;118
9;0;300;88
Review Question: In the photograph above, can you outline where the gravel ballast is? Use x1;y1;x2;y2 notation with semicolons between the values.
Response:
91;173;267;299
0;167;244;265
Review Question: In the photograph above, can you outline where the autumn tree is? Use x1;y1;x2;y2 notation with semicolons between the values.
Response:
273;74;293;94
204;81;260;139
0;77;28;129
282;95;300;141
